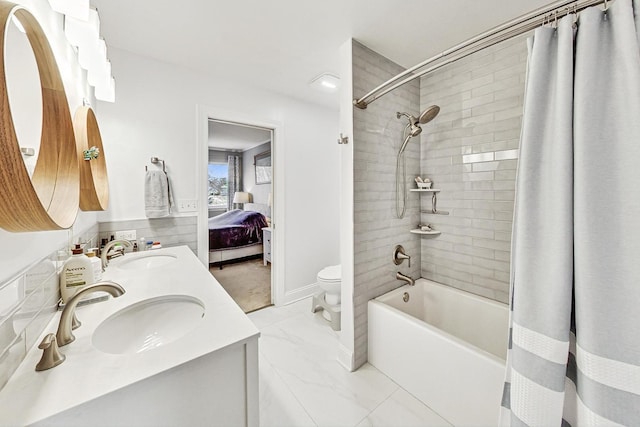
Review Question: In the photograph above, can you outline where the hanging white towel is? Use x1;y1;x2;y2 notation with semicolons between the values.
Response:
145;170;173;218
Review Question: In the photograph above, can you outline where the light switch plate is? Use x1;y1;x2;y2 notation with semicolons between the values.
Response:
178;199;198;212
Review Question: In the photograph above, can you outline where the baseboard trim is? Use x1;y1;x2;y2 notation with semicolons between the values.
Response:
337;342;355;372
282;282;319;306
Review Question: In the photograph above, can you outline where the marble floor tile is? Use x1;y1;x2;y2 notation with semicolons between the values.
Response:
356;388;452;427
250;298;454;427
259;353;316;427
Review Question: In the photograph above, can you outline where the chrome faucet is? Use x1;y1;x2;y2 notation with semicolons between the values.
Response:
396;271;415;286
101;239;132;270
56;281;126;347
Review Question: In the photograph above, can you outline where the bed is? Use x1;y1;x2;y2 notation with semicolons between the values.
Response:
208;203;269;268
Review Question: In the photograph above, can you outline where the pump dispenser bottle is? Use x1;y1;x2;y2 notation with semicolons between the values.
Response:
60;244;95;303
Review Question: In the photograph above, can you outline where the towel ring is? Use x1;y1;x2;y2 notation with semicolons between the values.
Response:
145;157;166;172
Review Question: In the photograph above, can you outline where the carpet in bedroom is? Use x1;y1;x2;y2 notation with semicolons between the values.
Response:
210;258;271;313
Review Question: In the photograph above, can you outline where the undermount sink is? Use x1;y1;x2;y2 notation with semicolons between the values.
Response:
92;295;205;354
115;253;177;270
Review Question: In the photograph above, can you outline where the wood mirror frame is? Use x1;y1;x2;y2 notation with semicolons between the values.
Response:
0;3;79;231
74;106;109;211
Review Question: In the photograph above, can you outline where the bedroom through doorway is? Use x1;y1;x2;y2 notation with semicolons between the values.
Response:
207;119;273;313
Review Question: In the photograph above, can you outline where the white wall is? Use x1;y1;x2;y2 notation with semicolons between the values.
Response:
338;39;355;371
96;48;341;301
0;0;97;283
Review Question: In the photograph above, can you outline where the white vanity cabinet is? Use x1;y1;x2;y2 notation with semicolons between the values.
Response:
263;227;272;266
0;246;259;427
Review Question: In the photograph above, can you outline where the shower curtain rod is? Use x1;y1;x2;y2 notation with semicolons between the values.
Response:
353;0;608;109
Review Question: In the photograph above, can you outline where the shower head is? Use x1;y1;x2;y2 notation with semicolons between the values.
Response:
396;105;440;155
419;105;440;124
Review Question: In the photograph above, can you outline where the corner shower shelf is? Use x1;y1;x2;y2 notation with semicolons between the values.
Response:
410;188;440;192
410;229;441;236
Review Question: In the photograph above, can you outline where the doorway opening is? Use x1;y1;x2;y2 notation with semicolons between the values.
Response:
207;119;273;313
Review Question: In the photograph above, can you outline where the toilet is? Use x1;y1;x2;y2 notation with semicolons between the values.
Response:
312;264;342;331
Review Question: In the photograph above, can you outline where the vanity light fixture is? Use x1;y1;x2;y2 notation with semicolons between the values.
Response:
48;0;89;21
64;8;99;48
94;76;115;103
309;73;340;93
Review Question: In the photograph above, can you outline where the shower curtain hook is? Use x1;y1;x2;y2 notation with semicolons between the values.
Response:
604;0;608;10
553;10;558;28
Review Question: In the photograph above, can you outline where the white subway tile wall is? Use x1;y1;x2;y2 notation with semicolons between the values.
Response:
419;35;527;303
98;217;197;254
352;40;422;369
0;225;99;390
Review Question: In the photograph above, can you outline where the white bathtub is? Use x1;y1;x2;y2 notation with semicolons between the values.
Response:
368;278;509;426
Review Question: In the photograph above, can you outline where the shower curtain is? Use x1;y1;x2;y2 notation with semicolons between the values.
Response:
501;0;640;425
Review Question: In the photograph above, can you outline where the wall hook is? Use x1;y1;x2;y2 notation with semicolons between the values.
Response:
337;133;349;145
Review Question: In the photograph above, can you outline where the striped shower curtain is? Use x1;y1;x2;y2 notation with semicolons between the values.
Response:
501;0;640;425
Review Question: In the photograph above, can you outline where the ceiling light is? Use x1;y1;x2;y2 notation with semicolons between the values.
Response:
310;73;340;93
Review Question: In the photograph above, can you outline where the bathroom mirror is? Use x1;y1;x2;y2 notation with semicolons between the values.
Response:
74;106;109;211
254;150;271;184
0;5;79;231
4;13;41;178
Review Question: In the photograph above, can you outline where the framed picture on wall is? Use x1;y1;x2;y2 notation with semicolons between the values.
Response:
255;150;271;184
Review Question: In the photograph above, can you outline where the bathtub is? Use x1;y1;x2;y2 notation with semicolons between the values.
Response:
368;278;509;426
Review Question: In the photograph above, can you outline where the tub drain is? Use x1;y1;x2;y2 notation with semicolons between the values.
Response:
403;292;410;302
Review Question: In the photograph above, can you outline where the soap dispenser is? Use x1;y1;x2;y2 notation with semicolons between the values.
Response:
60;244;95;303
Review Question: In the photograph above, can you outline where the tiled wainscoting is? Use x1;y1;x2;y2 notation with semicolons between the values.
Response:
98;216;197;255
0;225;99;390
352;40;422;369
419;35;527;303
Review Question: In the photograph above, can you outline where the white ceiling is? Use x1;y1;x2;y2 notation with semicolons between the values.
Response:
208;120;271;151
92;0;552;110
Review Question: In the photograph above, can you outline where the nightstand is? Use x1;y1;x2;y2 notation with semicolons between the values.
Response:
262;227;272;266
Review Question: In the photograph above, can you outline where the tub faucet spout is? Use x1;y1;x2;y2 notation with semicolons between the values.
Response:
396;271;415;286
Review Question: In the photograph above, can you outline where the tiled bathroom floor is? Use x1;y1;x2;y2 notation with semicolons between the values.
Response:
248;298;452;427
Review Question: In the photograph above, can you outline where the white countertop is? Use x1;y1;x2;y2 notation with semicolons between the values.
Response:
0;245;259;426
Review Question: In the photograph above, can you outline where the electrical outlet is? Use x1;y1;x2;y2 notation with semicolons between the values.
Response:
178;199;198;212
115;230;137;241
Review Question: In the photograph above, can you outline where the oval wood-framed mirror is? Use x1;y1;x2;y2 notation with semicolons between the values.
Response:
74;106;109;211
0;3;79;231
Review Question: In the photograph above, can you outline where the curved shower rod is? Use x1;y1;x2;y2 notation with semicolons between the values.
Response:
353;0;608;110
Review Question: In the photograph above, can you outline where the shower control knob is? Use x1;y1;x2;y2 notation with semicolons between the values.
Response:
393;245;411;267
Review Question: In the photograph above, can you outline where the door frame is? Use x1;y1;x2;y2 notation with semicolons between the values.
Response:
196;104;285;306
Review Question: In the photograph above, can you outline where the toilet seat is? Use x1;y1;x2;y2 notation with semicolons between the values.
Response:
318;264;341;282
